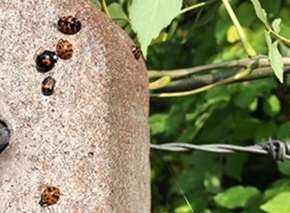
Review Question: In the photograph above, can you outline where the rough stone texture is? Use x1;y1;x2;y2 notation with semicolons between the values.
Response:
0;0;150;212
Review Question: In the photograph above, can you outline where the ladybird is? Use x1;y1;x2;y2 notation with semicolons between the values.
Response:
39;186;61;207
0;121;10;153
131;45;142;60
56;39;73;60
35;50;58;73
57;16;82;35
41;76;56;96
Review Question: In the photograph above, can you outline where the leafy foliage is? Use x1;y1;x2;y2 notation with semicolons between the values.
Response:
92;0;290;212
129;0;182;57
261;192;290;213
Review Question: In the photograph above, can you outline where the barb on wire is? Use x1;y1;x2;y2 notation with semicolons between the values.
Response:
150;139;290;161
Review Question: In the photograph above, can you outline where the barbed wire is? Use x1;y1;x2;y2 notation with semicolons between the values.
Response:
150;139;290;161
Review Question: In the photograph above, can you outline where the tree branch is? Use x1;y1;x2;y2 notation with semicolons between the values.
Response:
148;56;290;80
154;66;290;93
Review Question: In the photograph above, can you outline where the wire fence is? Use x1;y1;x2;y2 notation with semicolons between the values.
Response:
150;139;290;161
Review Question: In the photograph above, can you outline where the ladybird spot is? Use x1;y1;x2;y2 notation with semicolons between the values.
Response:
52;194;59;198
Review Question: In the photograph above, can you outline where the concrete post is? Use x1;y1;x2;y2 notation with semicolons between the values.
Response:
0;0;150;212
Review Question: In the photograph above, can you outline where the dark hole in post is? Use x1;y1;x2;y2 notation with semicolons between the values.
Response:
0;120;10;153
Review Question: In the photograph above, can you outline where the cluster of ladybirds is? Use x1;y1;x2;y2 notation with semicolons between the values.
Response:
37;15;81;207
36;15;81;97
37;14;142;208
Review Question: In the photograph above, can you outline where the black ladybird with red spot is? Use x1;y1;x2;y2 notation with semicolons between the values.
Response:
39;186;61;207
41;76;56;96
131;45;142;60
35;50;58;73
57;16;82;35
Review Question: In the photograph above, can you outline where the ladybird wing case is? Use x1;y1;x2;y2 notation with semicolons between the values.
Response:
35;50;58;73
56;39;73;59
57;16;82;34
39;186;61;207
41;77;56;96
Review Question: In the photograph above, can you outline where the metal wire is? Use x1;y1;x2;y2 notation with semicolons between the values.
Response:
150;139;290;161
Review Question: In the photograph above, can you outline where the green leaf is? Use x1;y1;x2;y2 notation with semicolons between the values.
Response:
237;2;256;27
280;42;290;57
215;18;231;45
249;98;258;111
91;0;101;8
174;205;193;213
260;0;282;18
263;95;281;117
250;0;269;27
278;161;290;176
264;179;290;200
254;122;278;142
214;186;260;209
261;192;290;213
129;0;182;57
165;105;185;137
272;18;281;33
227;25;240;43
149;114;167;135
224;154;248;181
234;89;256;109
233;118;260;141
108;3;129;28
277;122;290;140
265;32;284;83
204;171;221;193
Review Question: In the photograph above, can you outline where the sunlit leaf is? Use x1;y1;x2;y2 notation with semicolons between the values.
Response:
265;32;284;83
261;192;290;213
227;25;240;43
272;18;281;33
263;95;281;117
214;186;260;209
129;0;182;57
250;0;269;27
108;3;129;28
149;114;167;135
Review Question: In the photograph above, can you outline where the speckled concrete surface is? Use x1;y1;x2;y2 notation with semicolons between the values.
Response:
0;0;150;212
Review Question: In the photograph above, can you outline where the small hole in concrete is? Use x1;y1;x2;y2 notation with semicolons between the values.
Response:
0;120;10;153
88;152;94;157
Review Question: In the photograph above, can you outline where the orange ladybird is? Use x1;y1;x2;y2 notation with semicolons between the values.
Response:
56;39;73;60
39;186;61;207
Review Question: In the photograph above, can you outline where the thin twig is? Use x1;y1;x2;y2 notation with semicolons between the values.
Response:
148;56;283;80
180;0;217;15
150;67;252;97
222;0;256;57
101;0;110;17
